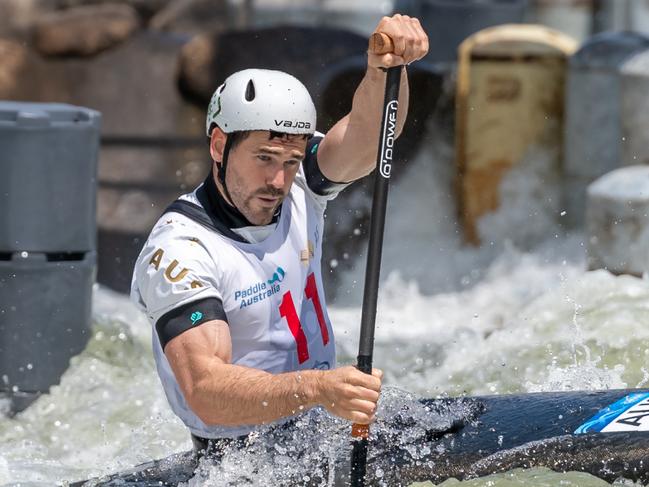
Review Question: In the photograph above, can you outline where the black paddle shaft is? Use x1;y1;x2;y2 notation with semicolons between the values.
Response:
351;65;402;487
357;65;402;373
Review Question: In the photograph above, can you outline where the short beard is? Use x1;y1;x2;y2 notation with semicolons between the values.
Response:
233;185;285;226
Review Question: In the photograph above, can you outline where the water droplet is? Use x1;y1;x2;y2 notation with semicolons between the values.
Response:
20;251;28;258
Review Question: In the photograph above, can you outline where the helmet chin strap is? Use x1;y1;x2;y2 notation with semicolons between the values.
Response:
216;134;238;211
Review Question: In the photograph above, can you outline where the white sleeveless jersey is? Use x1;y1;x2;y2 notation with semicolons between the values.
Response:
131;166;338;439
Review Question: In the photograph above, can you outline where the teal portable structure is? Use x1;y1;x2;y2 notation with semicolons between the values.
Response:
0;102;101;412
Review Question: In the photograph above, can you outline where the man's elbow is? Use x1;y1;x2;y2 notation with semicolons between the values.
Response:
183;381;222;426
184;382;245;427
186;398;218;426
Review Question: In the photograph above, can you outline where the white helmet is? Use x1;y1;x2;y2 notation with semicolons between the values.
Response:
206;68;316;136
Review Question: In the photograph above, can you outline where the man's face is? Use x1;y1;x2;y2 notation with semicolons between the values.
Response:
214;130;307;226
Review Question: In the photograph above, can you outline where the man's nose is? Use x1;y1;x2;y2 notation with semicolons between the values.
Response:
268;167;285;189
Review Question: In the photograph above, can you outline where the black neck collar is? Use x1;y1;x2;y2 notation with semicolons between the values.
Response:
201;172;281;229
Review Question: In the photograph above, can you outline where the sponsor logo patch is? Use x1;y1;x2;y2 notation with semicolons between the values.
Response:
575;392;649;434
190;311;203;325
379;100;398;179
234;267;285;309
267;267;285;286
274;119;312;129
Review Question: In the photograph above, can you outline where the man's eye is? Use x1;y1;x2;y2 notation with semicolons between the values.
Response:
257;155;271;162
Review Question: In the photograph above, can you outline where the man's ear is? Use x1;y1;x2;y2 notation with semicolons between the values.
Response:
209;127;226;162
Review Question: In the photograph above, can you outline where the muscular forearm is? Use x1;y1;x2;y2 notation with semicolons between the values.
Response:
188;361;323;426
318;66;409;183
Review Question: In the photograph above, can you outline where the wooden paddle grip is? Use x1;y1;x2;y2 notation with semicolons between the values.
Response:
351;423;369;439
369;32;394;55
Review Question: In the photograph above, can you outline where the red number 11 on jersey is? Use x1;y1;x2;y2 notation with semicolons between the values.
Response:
278;272;329;364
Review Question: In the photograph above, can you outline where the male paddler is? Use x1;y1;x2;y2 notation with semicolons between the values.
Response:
130;14;429;454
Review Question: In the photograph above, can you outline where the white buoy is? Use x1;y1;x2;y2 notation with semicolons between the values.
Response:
586;166;649;276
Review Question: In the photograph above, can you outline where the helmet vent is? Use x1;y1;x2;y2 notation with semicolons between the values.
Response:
245;80;255;102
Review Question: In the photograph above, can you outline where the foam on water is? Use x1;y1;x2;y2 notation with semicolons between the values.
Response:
2;136;649;485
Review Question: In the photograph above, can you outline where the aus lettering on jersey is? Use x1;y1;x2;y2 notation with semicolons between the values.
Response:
148;248;204;289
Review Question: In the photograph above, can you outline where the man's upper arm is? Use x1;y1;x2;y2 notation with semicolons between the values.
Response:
156;296;227;351
164;319;232;400
301;133;351;200
132;219;228;349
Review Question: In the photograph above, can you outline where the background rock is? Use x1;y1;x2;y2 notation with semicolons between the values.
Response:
56;0;171;21
0;40;31;98
0;0;57;39
33;3;140;57
148;0;229;33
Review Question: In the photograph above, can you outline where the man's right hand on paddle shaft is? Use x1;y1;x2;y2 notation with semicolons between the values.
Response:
315;366;383;424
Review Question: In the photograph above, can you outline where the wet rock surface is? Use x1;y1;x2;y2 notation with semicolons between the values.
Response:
33;3;140;57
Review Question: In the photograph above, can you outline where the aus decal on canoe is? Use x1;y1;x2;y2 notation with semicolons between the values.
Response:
575;392;649;433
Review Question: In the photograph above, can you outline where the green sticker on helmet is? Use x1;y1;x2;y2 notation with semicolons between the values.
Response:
212;96;222;117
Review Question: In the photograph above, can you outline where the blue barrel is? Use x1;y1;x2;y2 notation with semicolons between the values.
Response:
0;102;101;413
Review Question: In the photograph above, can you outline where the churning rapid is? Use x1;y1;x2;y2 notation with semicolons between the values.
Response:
2;133;649;486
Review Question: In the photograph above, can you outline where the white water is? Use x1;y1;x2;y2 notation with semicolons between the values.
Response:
2;134;649;486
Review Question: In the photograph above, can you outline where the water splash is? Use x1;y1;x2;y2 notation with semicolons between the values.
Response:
181;387;481;486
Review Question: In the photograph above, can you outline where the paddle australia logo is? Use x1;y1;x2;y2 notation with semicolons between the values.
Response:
575;392;649;434
234;267;286;309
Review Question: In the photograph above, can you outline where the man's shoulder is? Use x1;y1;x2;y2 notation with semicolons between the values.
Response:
148;207;211;248
149;190;222;245
139;196;226;268
298;131;351;203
